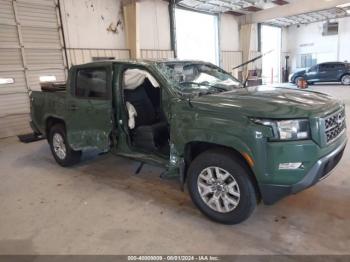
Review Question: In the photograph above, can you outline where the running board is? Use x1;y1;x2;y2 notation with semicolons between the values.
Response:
18;133;44;143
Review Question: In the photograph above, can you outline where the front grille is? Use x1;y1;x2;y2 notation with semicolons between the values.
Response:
324;109;346;144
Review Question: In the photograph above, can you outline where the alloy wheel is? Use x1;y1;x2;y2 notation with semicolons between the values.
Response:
52;133;66;160
342;75;350;85
197;166;240;213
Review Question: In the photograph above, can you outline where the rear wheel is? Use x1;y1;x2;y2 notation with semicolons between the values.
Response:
341;74;350;85
49;124;81;167
187;149;258;224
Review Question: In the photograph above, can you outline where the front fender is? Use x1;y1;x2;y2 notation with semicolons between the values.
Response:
175;128;254;160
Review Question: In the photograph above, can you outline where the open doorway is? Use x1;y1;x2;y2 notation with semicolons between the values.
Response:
261;25;282;84
175;8;219;65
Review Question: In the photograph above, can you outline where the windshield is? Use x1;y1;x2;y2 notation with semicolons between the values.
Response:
156;62;243;95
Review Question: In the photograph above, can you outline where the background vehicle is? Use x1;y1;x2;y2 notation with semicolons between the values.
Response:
30;60;347;224
290;62;350;85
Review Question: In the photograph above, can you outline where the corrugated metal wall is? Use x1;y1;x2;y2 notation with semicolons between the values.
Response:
140;49;175;60
66;48;174;66
0;0;65;138
66;48;130;67
17;0;66;91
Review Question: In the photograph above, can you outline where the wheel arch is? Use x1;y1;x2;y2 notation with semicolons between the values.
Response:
340;73;350;81
294;75;303;84
183;141;261;199
45;116;66;138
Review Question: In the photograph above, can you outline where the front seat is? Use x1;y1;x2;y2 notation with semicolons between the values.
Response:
124;84;169;151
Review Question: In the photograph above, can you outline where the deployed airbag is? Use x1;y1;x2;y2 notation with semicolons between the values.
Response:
124;69;160;90
126;102;137;129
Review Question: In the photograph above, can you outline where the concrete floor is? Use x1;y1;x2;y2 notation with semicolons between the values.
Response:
0;84;349;255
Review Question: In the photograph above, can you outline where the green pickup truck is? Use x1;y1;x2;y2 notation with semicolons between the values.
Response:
30;60;347;224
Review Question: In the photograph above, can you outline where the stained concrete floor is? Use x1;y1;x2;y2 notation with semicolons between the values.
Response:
0;85;349;255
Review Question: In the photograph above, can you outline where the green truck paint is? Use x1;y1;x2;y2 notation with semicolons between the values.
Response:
30;60;347;224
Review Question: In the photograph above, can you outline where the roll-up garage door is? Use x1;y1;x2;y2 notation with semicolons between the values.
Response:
0;0;66;138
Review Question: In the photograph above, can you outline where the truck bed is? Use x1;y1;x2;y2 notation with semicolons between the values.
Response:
30;89;67;135
40;81;66;92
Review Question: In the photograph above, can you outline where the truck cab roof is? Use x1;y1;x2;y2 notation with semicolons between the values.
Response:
70;59;213;68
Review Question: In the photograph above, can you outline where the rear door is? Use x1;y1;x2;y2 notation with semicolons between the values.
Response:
317;64;329;82
65;64;114;151
318;63;340;82
333;63;346;81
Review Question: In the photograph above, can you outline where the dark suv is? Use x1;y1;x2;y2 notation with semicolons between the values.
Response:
290;62;350;85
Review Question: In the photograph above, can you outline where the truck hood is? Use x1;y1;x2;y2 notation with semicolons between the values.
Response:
191;86;342;118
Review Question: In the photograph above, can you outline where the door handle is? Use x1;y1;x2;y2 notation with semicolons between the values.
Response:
68;104;79;111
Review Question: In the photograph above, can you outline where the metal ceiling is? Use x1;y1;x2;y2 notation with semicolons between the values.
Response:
265;6;350;27
176;0;291;14
176;0;350;27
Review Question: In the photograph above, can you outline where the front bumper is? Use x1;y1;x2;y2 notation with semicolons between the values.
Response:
260;138;347;205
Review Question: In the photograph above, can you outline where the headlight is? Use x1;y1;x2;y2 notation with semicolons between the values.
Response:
251;119;310;141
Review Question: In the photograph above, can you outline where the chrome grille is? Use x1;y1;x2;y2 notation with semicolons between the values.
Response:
324;109;346;144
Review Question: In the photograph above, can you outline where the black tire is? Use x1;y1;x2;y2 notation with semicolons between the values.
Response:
187;149;258;224
49;123;81;167
294;76;303;85
341;74;350;85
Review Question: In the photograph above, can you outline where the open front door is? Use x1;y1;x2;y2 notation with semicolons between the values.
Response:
66;65;114;151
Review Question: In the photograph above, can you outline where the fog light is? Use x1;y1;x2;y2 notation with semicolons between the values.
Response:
297;132;308;139
279;162;303;170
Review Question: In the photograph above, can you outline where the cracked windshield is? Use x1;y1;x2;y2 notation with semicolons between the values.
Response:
157;62;243;95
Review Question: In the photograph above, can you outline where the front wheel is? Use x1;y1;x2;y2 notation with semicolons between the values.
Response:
294;76;303;85
49;124;81;167
187;149;258;224
341;75;350;85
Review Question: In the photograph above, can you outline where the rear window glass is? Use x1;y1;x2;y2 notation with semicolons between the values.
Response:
334;64;345;70
320;64;345;70
76;68;107;99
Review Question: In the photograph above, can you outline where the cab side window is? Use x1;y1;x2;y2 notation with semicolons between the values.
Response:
334;63;345;70
319;64;328;71
75;68;108;99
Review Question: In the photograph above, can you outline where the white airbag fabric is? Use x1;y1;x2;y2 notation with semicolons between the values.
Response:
126;102;137;129
124;69;160;90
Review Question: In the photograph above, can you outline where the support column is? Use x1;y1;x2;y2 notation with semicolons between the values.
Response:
123;0;140;59
239;24;252;80
168;0;177;58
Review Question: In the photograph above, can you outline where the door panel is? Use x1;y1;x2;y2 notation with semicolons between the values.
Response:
334;64;346;81
66;66;114;151
317;64;329;82
318;64;343;82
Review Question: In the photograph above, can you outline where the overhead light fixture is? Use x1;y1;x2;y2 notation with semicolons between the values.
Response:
39;75;56;82
337;3;350;8
0;78;14;85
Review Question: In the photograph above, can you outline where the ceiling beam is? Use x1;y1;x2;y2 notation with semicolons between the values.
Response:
243;0;350;24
